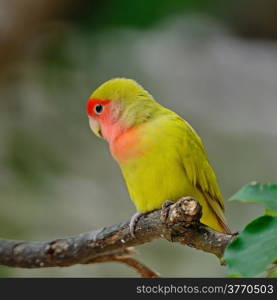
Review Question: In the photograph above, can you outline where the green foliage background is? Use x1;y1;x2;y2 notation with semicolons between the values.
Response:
225;183;277;277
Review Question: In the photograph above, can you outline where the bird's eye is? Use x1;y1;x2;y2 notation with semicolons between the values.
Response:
94;104;104;114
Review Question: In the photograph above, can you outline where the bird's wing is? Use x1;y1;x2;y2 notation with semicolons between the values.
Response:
180;118;224;207
175;116;230;232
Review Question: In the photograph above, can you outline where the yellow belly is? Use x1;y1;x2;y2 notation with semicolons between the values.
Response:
120;152;222;232
113;116;225;232
121;152;189;212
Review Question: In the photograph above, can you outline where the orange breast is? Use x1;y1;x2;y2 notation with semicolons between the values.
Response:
110;127;144;163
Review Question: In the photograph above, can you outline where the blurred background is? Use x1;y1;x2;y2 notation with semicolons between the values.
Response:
0;0;277;277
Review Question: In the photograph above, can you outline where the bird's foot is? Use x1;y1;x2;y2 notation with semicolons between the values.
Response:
162;200;175;209
160;200;175;223
129;212;145;238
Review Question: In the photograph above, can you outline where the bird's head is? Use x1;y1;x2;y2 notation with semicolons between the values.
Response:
86;78;159;142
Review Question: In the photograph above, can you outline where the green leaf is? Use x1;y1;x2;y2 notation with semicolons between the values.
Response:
229;182;277;214
224;215;277;277
266;264;277;278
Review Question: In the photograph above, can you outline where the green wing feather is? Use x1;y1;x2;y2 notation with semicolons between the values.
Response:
176;117;230;232
181;120;223;205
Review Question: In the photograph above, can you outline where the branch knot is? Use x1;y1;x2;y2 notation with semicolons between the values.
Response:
160;197;202;241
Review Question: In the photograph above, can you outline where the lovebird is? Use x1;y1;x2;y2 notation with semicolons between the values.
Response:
86;78;231;235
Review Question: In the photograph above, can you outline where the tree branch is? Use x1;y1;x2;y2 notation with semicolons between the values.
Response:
86;248;159;277
0;197;235;275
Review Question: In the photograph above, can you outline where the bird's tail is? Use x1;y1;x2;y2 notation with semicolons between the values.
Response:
199;193;231;234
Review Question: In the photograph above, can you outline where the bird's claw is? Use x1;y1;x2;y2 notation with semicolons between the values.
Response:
162;200;174;209
129;212;144;238
160;200;174;223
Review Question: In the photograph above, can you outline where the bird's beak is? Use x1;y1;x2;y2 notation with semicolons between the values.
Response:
88;117;103;138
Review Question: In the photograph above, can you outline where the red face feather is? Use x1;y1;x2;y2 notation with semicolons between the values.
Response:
87;98;144;162
87;98;124;142
86;98;111;118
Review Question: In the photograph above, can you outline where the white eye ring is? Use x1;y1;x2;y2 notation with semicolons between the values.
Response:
94;104;104;114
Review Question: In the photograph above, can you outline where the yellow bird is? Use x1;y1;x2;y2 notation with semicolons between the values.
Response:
86;78;231;235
